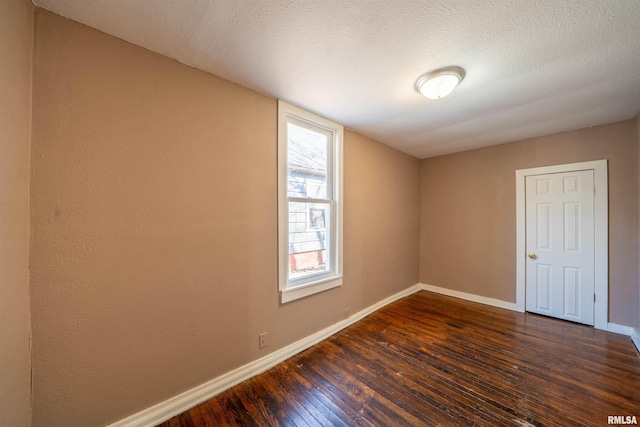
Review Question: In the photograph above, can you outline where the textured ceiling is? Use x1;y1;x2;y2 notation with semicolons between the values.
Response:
33;0;640;158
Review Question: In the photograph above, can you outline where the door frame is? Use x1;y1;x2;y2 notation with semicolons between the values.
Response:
515;160;608;330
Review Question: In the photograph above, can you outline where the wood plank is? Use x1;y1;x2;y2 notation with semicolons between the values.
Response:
242;376;302;427
258;365;322;426
158;291;640;427
205;395;243;426
272;363;345;426
187;405;213;427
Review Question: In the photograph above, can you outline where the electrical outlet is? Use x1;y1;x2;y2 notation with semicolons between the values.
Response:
259;332;268;349
344;308;350;319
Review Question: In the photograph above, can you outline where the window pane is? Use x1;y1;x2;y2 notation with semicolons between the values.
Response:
288;201;331;280
287;122;328;199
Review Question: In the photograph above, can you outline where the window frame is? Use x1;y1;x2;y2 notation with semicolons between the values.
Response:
278;100;343;303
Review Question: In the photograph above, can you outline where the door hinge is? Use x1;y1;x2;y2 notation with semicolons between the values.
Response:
594;294;596;302
593;186;596;196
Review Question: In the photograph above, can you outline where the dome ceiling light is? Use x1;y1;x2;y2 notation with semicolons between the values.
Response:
415;66;465;100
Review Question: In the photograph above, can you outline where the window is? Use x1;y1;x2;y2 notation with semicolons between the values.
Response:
278;101;343;303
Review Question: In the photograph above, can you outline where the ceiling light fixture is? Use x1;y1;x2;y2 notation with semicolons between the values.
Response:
415;66;465;100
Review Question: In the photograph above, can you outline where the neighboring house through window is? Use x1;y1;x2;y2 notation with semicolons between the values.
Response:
278;101;343;303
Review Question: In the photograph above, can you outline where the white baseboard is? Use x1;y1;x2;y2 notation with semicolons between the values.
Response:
419;283;519;312
108;283;423;427
607;324;640;353
606;323;635;336
631;328;640;353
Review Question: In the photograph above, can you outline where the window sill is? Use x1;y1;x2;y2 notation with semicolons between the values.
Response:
280;275;342;303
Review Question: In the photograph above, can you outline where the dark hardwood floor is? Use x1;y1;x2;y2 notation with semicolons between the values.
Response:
159;291;640;427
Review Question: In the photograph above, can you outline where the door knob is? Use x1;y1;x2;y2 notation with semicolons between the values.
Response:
528;253;538;259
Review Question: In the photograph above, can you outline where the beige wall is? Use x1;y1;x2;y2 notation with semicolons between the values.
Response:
0;0;33;426
636;113;640;333
420;120;637;326
30;10;420;426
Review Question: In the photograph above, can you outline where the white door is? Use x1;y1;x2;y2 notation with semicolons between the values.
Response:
525;170;595;325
